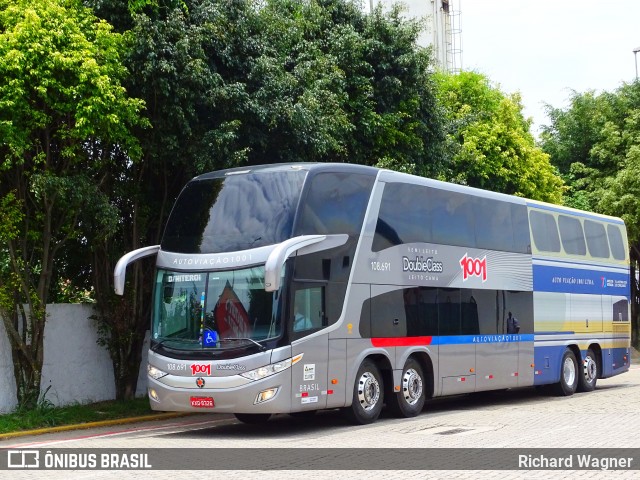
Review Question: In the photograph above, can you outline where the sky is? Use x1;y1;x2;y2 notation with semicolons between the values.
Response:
454;0;640;133
392;0;640;134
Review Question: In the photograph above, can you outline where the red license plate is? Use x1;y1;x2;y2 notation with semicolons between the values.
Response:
190;396;214;408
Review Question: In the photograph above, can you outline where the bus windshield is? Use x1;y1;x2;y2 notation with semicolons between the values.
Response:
161;170;306;253
152;266;281;351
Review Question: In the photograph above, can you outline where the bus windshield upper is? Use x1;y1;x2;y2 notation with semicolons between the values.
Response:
161;170;306;253
152;266;281;351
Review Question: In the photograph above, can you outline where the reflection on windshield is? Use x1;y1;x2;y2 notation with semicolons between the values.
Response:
162;171;306;253
152;267;280;351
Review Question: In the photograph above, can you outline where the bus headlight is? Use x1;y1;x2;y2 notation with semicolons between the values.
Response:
148;364;168;380
149;388;159;401
255;388;279;404
241;354;303;381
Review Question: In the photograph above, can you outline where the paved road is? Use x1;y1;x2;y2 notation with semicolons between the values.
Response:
3;364;640;480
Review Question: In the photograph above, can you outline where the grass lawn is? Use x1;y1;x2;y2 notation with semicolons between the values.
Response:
0;397;154;434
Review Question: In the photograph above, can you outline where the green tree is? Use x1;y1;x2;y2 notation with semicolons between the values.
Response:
435;71;563;203
251;0;446;173
0;0;145;407
88;0;263;400
540;90;617;211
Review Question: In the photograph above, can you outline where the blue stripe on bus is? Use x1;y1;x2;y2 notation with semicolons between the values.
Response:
532;264;629;296
371;332;631;348
371;335;536;346
432;334;535;345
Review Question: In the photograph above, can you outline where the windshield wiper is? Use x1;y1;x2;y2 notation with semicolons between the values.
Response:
220;337;266;351
151;337;199;352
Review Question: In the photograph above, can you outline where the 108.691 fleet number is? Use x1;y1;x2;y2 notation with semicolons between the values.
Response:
370;261;391;272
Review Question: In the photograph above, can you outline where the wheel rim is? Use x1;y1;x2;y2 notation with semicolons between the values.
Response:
583;356;597;383
401;368;423;406
563;356;576;387
357;371;380;411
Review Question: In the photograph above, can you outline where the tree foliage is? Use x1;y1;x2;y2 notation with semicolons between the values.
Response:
435;71;563;203
0;0;145;407
121;0;445;171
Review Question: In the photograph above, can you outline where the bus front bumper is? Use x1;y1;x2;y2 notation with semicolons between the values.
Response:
146;373;292;414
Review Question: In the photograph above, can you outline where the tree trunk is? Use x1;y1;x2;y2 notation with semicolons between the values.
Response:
0;298;45;409
92;238;153;401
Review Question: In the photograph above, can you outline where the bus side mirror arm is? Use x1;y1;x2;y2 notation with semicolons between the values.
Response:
264;236;325;292
113;245;161;295
264;234;348;292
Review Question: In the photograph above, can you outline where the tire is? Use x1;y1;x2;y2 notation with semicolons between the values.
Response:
553;348;578;396
343;359;384;425
234;413;272;424
387;358;426;418
577;348;599;392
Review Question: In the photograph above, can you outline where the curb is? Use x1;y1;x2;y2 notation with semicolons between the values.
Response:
0;412;191;440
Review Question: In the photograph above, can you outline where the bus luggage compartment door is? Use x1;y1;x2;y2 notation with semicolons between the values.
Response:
441;374;476;396
439;341;476;396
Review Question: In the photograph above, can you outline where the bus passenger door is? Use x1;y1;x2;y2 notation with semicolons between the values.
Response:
437;288;476;395
474;290;522;391
290;285;329;412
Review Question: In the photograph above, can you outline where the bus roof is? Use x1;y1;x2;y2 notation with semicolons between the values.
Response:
191;163;624;225
192;162;379;181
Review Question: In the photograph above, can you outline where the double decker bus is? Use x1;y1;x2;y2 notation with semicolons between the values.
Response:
114;163;631;424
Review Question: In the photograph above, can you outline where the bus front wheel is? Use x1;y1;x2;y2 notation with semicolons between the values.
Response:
388;358;425;418
234;413;272;424
553;349;578;396
344;359;384;425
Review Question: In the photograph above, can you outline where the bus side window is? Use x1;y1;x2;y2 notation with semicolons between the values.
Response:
474;198;511;252
607;224;627;261
529;210;561;252
558;215;586;255
296;173;375;236
293;286;325;333
584;220;610;258
430;189;475;248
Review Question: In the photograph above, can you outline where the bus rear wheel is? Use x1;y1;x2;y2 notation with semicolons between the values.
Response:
388;358;425;418
553;349;578;396
577;348;598;392
344;359;384;425
234;413;272;424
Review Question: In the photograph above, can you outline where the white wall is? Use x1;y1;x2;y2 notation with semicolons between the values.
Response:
0;320;18;413
39;304;115;407
0;304;149;413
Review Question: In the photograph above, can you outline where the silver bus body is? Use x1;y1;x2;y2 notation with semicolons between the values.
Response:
115;163;631;423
